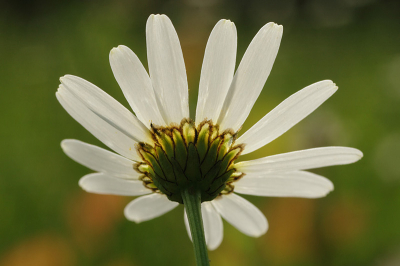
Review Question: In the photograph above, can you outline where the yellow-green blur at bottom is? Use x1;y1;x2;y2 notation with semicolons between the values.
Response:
135;119;244;204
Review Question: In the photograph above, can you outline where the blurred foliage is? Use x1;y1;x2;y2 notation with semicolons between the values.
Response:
1;0;400;265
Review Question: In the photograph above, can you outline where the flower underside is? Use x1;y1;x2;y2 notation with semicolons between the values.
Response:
135;119;244;204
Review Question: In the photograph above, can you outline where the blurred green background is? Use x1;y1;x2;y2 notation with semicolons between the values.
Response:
1;0;400;265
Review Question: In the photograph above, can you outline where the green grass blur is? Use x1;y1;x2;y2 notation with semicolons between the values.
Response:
1;0;400;265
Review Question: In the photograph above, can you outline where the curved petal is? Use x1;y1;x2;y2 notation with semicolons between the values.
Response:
56;86;141;161
146;14;189;125
236;147;363;173
237;80;338;155
217;22;283;132
109;45;166;127
234;171;334;198
195;19;237;125
60;75;151;143
212;193;268;237
79;173;151;196
184;202;224;251
61;139;141;179
124;193;179;223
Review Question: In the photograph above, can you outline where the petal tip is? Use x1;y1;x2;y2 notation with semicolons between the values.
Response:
218;19;235;28
60;74;76;84
124;209;143;223
56;86;64;94
355;149;364;158
59;75;67;83
110;47;119;55
78;176;88;190
60;139;69;149
266;22;283;30
254;226;268;238
151;14;168;20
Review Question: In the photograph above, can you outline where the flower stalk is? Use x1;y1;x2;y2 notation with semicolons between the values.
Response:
182;187;210;266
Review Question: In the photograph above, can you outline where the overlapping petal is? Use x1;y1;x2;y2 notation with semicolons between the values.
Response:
110;45;166;127
146;14;189;125
234;171;334;198
79;173;151;196
195;19;237;125
60;75;151;143
61;139;141;179
236;80;337;155
56;86;141;161
236;147;363;173
217;22;283;132
124;193;179;223
212;193;268;237
184;202;223;251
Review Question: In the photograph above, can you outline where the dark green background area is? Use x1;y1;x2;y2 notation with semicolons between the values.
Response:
1;0;400;265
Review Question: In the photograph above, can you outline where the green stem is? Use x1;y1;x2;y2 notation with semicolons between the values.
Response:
181;187;210;266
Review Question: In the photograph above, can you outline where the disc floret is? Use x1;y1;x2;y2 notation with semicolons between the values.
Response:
135;119;244;204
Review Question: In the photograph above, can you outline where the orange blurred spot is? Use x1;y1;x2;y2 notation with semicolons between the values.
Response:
261;198;317;264
0;234;74;266
65;192;128;253
322;196;370;246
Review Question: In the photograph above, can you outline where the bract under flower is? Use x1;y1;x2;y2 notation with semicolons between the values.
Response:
135;119;244;203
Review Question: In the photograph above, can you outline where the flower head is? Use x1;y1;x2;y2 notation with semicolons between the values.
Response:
57;14;362;250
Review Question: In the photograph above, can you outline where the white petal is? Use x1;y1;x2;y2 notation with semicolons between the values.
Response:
79;173;151;196
184;202;224;251
56;86;140;161
109;45;166;127
237;80;338;155
195;19;237;125
236;147;363;173
234;171;334;198
61;139;141;179
212;193;268;237
146;14;189;125
217;22;283;132
124;193;178;223
60;75;151;143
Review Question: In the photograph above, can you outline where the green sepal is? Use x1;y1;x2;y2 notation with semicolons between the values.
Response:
139;149;166;180
207;169;235;197
156;132;175;160
138;163;151;174
185;143;202;182
151;172;180;197
196;123;210;162
145;183;157;189
141;143;157;157
217;147;241;176
201;161;222;189
140;175;152;183
209;125;218;141
169;157;189;187
183;121;196;144
155;146;176;183
172;128;187;169
151;176;171;196
138;164;156;180
200;138;221;175
226;171;243;183
217;133;233;161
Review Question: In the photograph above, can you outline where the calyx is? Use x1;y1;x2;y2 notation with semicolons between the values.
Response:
135;119;244;204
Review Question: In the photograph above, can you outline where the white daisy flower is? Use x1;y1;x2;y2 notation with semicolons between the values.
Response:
57;14;362;252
